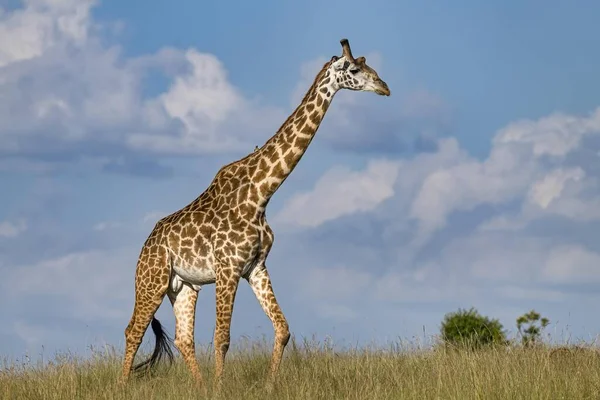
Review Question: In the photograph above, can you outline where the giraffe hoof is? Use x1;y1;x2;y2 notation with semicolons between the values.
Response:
213;379;223;396
265;378;275;394
265;384;275;395
199;385;208;398
194;378;207;396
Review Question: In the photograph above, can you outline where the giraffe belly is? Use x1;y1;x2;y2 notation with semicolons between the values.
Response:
172;264;216;288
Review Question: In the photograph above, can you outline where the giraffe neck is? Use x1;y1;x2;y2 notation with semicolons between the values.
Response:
251;63;338;206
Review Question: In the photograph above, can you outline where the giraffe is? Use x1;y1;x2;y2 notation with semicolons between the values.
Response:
120;38;390;391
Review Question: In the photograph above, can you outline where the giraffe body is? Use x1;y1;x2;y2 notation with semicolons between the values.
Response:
121;38;390;392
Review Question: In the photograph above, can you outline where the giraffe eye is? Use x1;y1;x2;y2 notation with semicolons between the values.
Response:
349;68;359;75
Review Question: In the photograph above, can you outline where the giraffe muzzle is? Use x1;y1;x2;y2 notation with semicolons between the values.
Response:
376;80;391;96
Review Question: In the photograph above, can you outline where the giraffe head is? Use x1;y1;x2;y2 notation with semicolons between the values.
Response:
328;38;391;96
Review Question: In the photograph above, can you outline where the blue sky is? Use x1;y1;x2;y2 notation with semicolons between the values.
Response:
2;0;600;361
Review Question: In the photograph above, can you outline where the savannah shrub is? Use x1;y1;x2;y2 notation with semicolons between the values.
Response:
440;307;507;349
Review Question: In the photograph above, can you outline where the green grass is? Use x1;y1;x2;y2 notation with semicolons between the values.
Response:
2;338;600;399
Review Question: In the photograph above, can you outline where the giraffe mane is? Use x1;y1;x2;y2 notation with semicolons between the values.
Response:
214;58;335;174
266;59;334;143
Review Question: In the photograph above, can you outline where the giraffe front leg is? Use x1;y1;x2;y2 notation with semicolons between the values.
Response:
213;266;241;393
167;284;205;389
246;264;290;389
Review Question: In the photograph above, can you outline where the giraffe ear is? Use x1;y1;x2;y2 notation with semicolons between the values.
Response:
355;56;366;65
332;58;345;71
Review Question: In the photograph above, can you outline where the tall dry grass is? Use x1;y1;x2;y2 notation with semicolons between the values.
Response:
1;337;599;399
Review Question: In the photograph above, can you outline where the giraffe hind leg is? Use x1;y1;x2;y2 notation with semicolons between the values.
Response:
167;284;204;386
131;317;174;375
121;253;173;381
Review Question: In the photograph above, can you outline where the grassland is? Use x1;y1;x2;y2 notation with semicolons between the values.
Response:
2;337;600;400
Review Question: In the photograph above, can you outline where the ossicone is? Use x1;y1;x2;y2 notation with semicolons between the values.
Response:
339;38;355;62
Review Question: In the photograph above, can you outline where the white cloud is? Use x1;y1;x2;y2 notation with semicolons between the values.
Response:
0;0;285;164
0;219;27;238
275;105;600;320
128;49;284;155
494;108;600;157
274;159;399;228
272;105;600;336
478;164;600;232
527;167;585;209
273;136;469;232
161;51;241;127
0;0;93;67
408;145;536;245
406;107;600;244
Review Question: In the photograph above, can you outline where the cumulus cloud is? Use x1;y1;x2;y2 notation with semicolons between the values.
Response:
0;3;446;171
281;106;600;246
274;105;600;329
0;0;285;171
274;159;399;228
527;168;585;209
405;107;600;245
494;108;600;157
275;137;465;231
0;0;93;68
129;49;284;155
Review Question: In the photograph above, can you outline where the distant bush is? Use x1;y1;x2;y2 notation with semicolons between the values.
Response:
440;307;507;349
517;310;549;347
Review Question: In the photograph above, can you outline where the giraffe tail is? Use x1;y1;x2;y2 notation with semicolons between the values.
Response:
132;317;175;376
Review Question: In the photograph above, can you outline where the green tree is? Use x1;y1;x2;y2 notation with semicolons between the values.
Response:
440;307;507;350
516;310;549;347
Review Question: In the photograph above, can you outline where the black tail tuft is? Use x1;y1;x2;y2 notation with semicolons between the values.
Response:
132;317;175;377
